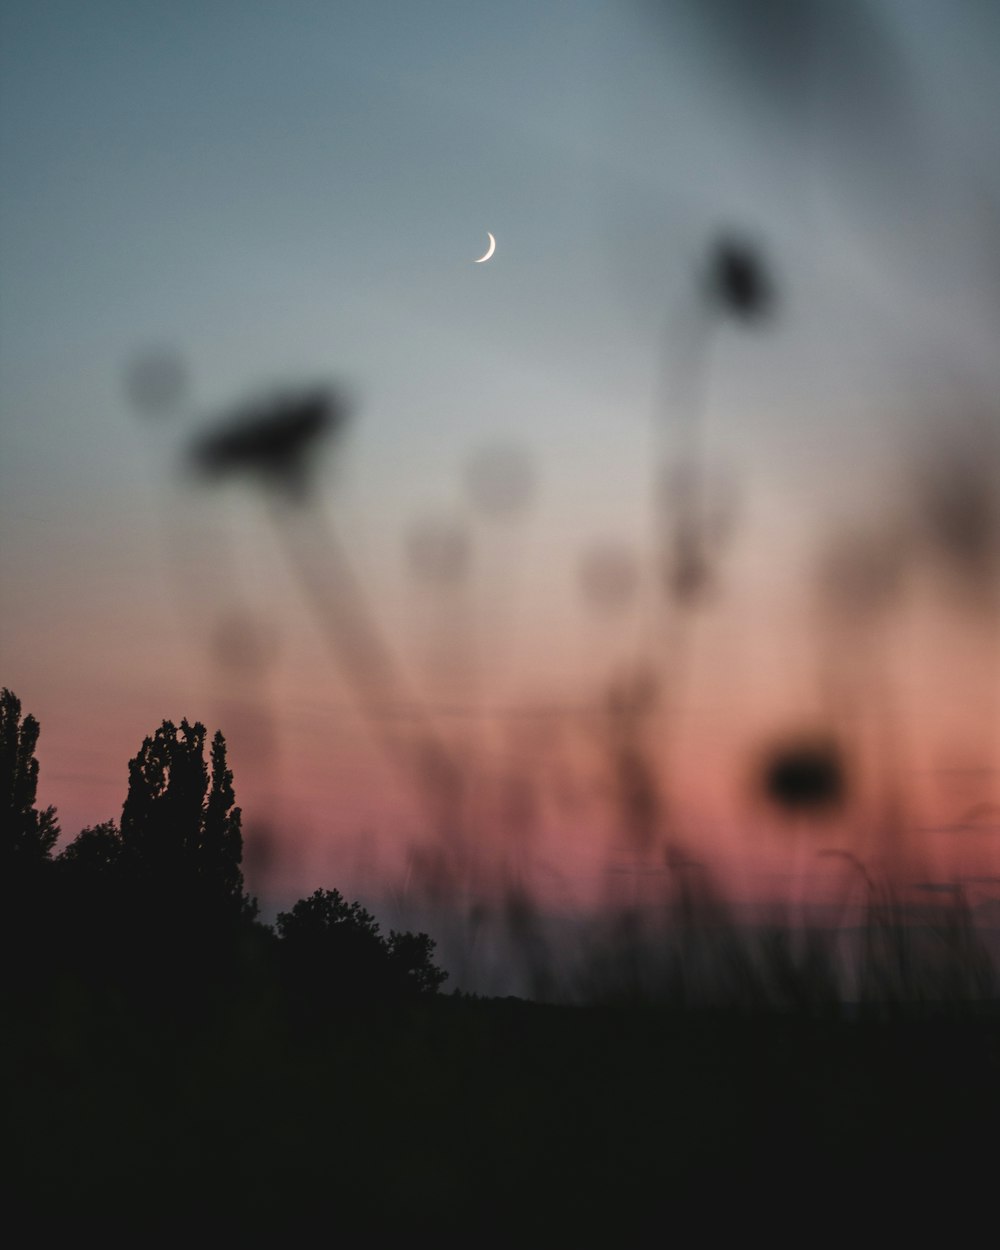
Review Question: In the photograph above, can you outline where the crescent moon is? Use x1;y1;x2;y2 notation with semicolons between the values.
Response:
475;232;496;263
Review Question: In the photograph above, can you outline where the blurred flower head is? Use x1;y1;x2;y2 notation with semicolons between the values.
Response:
757;734;848;817
578;542;639;613
406;517;472;589
912;423;999;603
705;236;775;322
464;441;536;519
124;346;189;417
188;385;347;501
210;614;281;675
817;525;908;621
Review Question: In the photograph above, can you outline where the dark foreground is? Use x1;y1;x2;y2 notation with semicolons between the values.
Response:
7;986;1000;1239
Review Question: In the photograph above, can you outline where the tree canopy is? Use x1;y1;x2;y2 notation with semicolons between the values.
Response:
0;687;59;870
278;888;447;1003
120;719;252;916
3;689;449;1009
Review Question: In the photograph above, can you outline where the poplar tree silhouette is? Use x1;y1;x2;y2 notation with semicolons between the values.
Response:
120;719;254;918
202;729;247;910
0;688;59;873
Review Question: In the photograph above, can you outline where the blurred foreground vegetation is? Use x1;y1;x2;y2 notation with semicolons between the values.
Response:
4;687;999;1232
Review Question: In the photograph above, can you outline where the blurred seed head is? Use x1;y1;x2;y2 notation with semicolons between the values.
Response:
124;346;189;417
464;441;536;519
921;461;995;568
657;465;737;606
188;385;347;501
210;614;281;675
406;517;471;589
818;526;907;620
757;734;848;817
605;666;659;721
578;542;639;613
664;535;714;605
705;236;775;322
912;429;999;601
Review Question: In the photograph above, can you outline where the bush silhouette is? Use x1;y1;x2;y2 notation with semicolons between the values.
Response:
277;888;447;1007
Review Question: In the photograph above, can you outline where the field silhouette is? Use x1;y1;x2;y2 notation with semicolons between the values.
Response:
4;686;1000;1233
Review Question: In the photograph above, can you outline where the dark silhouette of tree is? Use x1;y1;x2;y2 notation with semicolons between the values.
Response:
121;719;207;877
1;693;449;1014
1;689;61;993
57;819;123;877
52;820;127;985
277;888;447;1007
120;719;254;917
0;688;59;871
386;929;449;996
202;730;246;907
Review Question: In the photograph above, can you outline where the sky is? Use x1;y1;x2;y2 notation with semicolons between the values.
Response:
2;0;999;990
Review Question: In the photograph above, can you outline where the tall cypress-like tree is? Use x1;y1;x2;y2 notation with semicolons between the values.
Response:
0;688;59;871
1;690;60;987
120;719;251;916
121;719;207;881
202;729;247;912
